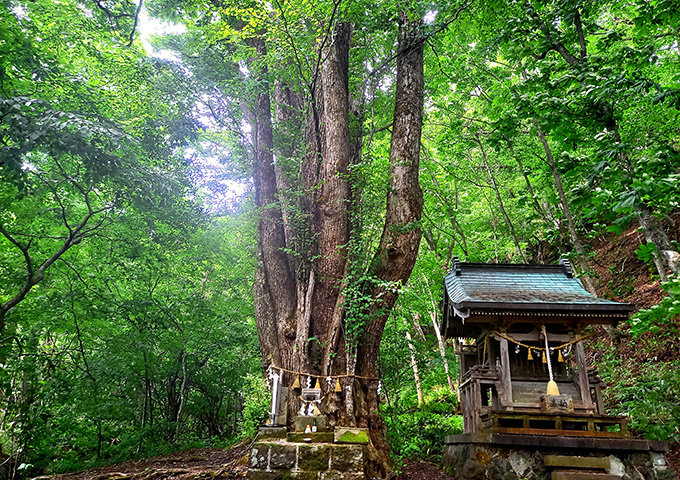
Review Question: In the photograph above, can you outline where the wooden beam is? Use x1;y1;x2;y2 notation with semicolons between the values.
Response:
574;341;594;409
499;333;574;343
498;336;513;407
594;385;605;415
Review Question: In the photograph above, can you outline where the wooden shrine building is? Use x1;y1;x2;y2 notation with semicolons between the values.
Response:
440;258;675;480
441;257;634;437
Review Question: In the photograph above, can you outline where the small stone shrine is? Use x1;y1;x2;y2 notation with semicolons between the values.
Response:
246;373;370;480
440;258;676;480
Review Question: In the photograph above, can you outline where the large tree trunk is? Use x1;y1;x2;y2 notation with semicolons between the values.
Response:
249;10;423;476
248;37;296;375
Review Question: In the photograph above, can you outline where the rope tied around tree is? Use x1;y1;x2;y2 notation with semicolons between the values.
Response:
268;364;381;381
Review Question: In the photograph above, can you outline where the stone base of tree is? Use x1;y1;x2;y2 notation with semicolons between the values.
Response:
442;434;676;480
246;423;368;480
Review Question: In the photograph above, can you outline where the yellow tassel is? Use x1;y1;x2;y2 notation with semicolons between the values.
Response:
558;350;564;363
314;378;321;390
542;351;547;364
547;380;560;396
527;349;534;361
335;379;342;392
313;405;321;416
292;375;300;389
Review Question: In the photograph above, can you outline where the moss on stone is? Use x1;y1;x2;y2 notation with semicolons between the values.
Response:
336;430;369;444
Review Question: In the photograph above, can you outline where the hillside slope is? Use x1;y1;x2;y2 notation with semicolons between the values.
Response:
586;214;680;475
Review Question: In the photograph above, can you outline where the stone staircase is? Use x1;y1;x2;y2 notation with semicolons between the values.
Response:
546;455;621;480
246;417;369;480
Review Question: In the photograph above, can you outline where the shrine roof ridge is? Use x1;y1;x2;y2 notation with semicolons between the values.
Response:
444;257;635;312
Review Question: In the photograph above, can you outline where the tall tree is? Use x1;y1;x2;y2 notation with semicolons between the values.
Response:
148;0;435;471
246;8;425;474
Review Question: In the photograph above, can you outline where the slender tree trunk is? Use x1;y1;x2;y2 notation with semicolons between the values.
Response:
636;206;680;281
175;345;188;441
505;138;550;223
532;119;597;293
69;283;102;458
405;324;423;405
475;135;527;263
422;277;456;394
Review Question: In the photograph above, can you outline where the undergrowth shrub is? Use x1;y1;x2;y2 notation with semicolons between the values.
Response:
600;355;680;443
382;392;463;461
239;374;270;439
629;276;680;336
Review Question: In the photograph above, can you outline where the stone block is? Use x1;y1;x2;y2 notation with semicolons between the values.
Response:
295;415;329;432
276;387;289;426
508;452;530;477
281;472;319;480
245;469;283;480
334;428;369;444
319;473;366;480
251;444;270;469
259;426;288;440
606;455;625;477
298;445;331;471
287;432;334;443
461;458;485;479
331;445;364;471
270;445;297;470
545;455;610;470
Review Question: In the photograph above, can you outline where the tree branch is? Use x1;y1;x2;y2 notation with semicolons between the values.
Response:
127;0;144;47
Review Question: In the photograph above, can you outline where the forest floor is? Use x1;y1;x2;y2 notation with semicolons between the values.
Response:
45;444;453;480
48;444;251;480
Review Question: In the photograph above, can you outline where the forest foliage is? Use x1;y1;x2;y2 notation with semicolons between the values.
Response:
1;0;679;475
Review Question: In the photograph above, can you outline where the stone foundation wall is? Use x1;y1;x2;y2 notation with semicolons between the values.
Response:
442;443;676;480
248;442;365;480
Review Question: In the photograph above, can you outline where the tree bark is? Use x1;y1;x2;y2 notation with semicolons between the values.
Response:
249;10;424;476
636;206;680;281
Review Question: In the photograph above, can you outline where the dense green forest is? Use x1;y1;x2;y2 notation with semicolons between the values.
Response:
1;0;679;477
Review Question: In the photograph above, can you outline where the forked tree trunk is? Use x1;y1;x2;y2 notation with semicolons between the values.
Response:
248;11;424;477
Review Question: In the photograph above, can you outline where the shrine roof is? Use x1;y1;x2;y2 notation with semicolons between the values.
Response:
443;258;635;313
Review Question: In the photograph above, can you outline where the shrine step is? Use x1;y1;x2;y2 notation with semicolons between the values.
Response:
287;431;335;443
551;470;621;480
545;455;611;470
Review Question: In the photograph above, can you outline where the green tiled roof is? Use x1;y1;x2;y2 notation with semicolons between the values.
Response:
444;259;634;312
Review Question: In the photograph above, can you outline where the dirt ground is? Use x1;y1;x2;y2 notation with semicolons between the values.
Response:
46;444;251;480
396;460;454;480
41;445;453;480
